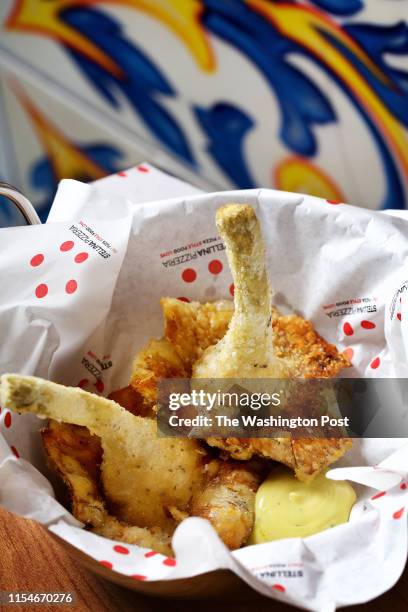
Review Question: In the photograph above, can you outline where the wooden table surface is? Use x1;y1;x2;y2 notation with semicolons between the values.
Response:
1;508;407;612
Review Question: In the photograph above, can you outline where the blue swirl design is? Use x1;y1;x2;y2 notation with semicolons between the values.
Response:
311;23;408;208
309;0;363;16
13;0;407;209
195;103;255;188
343;22;408;126
200;0;408;208
62;7;195;165
202;0;336;158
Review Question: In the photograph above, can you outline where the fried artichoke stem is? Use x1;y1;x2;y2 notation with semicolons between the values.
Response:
193;204;286;378
0;373;264;549
0;374;204;531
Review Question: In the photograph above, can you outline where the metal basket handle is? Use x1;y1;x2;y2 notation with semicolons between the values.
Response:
0;181;41;225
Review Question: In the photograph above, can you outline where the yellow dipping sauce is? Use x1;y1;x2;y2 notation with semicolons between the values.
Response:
249;467;356;544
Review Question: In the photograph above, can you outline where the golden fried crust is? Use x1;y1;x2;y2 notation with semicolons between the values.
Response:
129;300;234;412
0;374;206;531
107;385;149;417
162;298;234;367
128;297;351;480
272;310;350;378
161;298;349;380
190;460;266;550
131;298;349;422
205;433;353;483
130;338;189;412
42;421;104;526
156;298;351;480
292;438;353;481
42;420;172;555
1;374;262;551
205;436;295;468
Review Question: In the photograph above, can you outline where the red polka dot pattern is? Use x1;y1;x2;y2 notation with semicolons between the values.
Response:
343;322;353;336
35;284;48;299
326;200;341;205
131;575;147;581
94;379;105;393
117;171;127;177
163;557;176;567
371;491;386;501
370;356;380;370
400;483;407;490
182;268;197;283
229;283;234;296
361;320;376;330
78;379;89;389
65;280;78;295
99;560;113;569
113;545;129;555
60;241;74;252
177;297;190;303
144;551;157;558
272;584;286;593
30;254;44;267
397;313;402;321
75;252;89;264
4;412;11;428
11;446;19;458
137;165;149;172
208;259;223;275
393;507;405;520
30;243;87;300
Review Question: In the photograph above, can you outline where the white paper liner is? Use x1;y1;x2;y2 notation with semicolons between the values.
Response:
0;163;407;611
